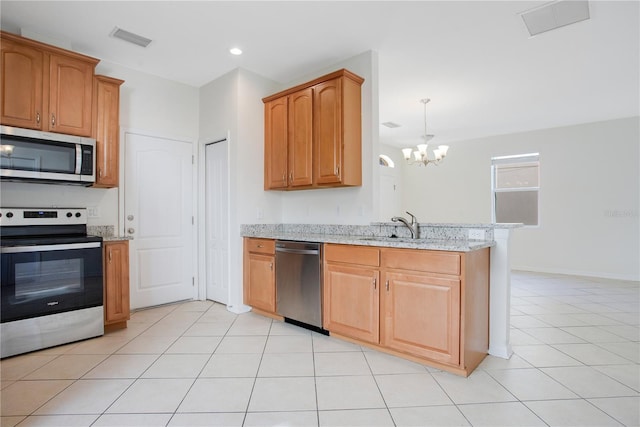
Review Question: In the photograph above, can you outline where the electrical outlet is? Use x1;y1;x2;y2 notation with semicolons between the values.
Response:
87;206;100;218
468;229;486;240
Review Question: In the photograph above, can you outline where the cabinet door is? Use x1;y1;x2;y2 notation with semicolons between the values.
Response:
313;78;342;185
48;53;94;136
104;241;130;325
382;271;460;365
264;97;288;189
324;263;379;343
246;253;276;312
0;39;43;129
93;76;123;188
288;88;313;187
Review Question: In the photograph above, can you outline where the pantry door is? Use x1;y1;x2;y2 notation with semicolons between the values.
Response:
205;139;229;305
123;132;195;309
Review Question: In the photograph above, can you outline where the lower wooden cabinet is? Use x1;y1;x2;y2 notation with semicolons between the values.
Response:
243;238;276;314
323;243;490;376
103;240;130;329
381;271;460;365
323;244;380;343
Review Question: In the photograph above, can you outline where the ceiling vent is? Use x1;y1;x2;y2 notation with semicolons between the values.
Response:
110;27;152;47
520;1;590;37
381;121;401;128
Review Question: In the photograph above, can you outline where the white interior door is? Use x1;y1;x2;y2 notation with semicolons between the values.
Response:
205;140;229;304
380;170;400;221
124;132;195;309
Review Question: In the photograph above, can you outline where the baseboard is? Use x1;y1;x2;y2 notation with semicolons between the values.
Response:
512;266;639;282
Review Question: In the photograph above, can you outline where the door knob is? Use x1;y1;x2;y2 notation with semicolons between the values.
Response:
127;228;135;234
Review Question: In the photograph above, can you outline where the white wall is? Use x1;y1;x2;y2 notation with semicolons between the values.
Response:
0;60;199;232
198;68;282;309
278;51;379;224
401;117;640;281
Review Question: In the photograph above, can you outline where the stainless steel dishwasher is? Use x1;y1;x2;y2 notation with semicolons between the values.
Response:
275;240;324;331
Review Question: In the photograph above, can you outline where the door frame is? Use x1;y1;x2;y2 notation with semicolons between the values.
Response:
119;127;199;303
196;131;232;304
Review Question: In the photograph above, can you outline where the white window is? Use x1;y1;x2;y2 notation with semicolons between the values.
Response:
379;154;395;168
491;153;540;226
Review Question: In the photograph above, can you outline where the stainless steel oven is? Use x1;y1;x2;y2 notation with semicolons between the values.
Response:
1;208;104;358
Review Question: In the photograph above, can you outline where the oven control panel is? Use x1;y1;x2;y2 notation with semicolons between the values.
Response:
0;208;87;226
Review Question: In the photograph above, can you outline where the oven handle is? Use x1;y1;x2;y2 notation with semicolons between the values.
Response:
1;242;102;253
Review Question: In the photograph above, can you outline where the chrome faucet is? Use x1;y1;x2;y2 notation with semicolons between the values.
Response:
391;211;419;239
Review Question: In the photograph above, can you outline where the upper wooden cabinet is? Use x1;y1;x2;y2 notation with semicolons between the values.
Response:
48;53;95;136
0;31;99;137
288;88;314;187
92;75;124;188
263;69;363;191
0;38;44;129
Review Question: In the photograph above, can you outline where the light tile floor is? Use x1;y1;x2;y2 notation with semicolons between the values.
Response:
1;271;638;426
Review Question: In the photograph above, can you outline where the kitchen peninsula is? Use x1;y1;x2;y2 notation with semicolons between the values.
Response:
242;222;521;376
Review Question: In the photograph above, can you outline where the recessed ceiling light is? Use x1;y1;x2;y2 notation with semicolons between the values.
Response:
229;47;243;55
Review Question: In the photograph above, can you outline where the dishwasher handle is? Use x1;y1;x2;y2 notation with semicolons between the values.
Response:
275;246;319;255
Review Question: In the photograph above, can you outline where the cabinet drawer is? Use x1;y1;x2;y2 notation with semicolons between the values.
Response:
382;248;460;276
325;244;379;267
245;238;275;255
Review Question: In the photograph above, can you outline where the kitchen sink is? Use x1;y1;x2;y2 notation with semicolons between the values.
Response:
357;236;431;243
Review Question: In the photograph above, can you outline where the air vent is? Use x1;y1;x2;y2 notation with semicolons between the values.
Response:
110;27;152;47
381;121;401;128
520;1;590;37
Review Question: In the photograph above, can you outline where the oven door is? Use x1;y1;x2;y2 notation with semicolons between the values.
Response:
1;241;103;323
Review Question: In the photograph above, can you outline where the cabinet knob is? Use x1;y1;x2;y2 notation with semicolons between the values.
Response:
51;113;56;126
36;112;40;124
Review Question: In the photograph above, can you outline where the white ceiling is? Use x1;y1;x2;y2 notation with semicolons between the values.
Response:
1;1;638;147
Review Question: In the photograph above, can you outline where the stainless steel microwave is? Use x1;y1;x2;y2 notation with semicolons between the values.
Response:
0;125;96;186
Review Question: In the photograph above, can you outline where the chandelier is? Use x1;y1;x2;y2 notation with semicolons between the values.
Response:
401;99;449;167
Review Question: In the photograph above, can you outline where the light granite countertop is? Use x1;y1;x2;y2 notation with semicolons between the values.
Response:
242;223;499;252
87;225;132;241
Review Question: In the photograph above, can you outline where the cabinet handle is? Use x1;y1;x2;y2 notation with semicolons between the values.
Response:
257;244;263;248
51;113;56;126
373;277;377;290
98;168;102;178
385;280;389;291
270;262;273;270
289;172;293;184
36;112;40;124
282;173;286;184
108;250;112;263
335;165;340;176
